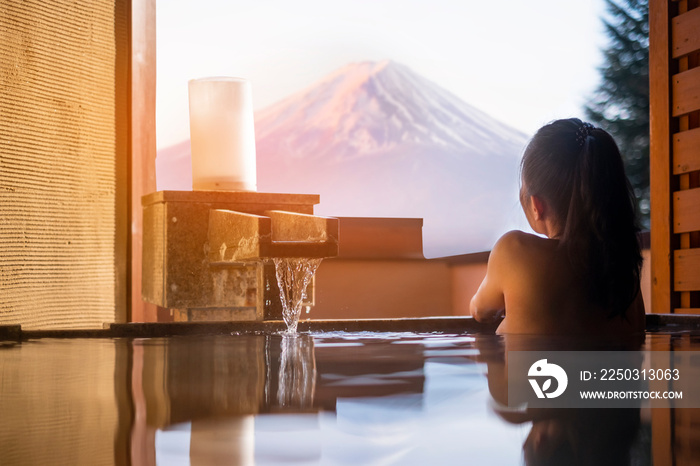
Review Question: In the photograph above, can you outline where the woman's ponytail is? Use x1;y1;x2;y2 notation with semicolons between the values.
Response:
522;119;642;318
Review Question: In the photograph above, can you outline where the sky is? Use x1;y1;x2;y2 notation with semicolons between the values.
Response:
155;0;608;150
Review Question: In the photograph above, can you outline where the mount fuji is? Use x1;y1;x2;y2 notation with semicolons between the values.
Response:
157;60;530;257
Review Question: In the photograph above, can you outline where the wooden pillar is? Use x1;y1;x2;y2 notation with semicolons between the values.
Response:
650;0;700;314
130;0;158;322
650;0;675;314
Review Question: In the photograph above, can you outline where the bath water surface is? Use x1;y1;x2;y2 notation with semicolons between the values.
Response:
1;330;691;465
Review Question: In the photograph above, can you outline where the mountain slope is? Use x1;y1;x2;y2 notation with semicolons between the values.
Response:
255;60;525;161
254;60;529;256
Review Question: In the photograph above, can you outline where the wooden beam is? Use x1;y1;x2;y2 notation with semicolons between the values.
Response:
673;127;700;174
650;0;674;314
675;0;691;310
674;248;700;291
672;66;700;116
115;0;130;324
671;6;700;58
673;187;700;233
130;0;158;322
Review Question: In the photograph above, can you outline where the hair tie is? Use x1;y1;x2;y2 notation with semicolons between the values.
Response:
575;122;595;147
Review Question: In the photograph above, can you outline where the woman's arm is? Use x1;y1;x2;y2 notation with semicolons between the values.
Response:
470;232;516;322
470;275;505;322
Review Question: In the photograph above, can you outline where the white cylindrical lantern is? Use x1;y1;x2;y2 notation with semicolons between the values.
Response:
188;77;257;191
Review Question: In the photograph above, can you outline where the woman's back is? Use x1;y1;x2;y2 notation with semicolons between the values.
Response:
470;119;644;337
484;230;644;335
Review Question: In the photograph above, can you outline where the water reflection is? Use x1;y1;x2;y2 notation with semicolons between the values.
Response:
0;339;126;465
276;334;316;409
0;331;696;464
472;334;649;466
141;333;429;465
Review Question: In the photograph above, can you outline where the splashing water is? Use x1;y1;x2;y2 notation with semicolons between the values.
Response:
273;257;322;333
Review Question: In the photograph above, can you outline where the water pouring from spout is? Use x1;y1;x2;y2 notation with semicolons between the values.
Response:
273;258;322;333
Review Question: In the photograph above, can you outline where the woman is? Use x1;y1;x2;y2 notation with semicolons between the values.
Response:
470;118;645;335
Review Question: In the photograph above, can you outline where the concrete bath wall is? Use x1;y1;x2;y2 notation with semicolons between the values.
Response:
310;218;452;319
312;259;452;319
310;219;652;319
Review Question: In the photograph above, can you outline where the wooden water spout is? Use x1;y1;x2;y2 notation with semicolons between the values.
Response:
207;210;338;262
141;191;339;322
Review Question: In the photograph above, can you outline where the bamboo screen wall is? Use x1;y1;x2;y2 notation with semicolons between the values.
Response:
650;0;700;313
0;1;129;328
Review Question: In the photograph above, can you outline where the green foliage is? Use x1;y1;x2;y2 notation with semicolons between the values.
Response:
585;0;650;228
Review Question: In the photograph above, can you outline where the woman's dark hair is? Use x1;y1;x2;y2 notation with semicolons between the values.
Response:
520;118;642;319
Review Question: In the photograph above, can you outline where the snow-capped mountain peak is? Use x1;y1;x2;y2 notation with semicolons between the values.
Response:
255;60;527;163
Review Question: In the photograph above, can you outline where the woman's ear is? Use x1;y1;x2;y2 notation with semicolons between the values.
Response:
530;195;547;221
529;196;561;238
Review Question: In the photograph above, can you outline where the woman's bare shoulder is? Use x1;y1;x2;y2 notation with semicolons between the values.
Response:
492;230;552;257
488;231;560;282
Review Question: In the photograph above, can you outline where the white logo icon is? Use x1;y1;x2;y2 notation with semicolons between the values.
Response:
528;359;568;399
